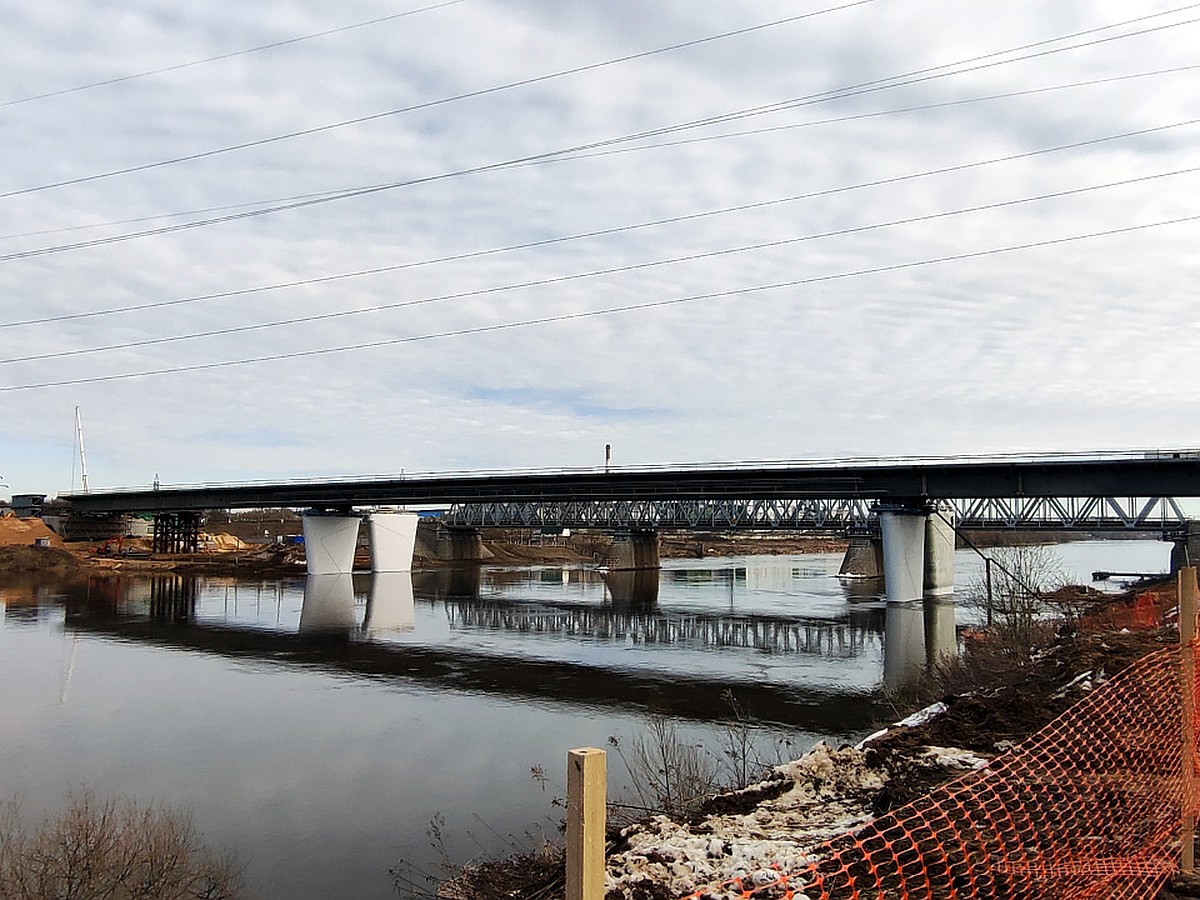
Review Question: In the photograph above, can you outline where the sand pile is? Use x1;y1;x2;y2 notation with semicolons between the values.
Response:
0;515;64;548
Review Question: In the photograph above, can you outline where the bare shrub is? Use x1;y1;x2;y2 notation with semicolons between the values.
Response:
965;543;1066;658
715;689;795;791
607;717;722;819
0;790;243;899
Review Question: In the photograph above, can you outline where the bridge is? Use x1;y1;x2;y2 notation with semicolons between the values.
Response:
441;495;1188;532
60;450;1200;602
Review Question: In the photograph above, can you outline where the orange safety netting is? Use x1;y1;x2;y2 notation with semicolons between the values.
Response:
685;639;1200;900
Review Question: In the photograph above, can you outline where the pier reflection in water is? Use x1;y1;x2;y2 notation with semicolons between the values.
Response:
69;558;966;696
55;558;966;702
882;597;957;692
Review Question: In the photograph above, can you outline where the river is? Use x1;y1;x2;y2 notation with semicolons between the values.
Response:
0;538;1171;898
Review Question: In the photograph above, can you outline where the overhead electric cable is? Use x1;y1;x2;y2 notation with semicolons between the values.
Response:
1;0;470;108
536;13;1200;157
3;117;1195;329
0;0;879;199
560;64;1200;162
3;62;1194;247
3;164;1196;366
4;213;1197;393
0;2;1194;202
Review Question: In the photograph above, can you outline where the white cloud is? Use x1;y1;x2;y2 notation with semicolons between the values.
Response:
1;0;1199;498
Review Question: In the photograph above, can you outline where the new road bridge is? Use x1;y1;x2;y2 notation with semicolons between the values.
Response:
61;449;1200;602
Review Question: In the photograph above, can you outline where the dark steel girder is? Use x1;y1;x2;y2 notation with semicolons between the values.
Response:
60;453;1200;515
443;496;1188;532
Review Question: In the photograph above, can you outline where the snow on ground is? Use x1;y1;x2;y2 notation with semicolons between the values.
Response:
606;697;990;900
606;743;883;899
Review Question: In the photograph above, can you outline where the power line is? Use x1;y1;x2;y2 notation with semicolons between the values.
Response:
3;62;1195;248
1;1;470;108
3;164;1196;366
0;0;879;200
4;212;1196;393
1;1;1194;205
537;13;1200;157
558;64;1200;164
3;116;1195;330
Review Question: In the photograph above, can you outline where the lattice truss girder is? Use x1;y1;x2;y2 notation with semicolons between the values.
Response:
443;496;1188;530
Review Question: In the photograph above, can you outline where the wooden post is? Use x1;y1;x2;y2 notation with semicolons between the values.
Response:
1181;566;1197;874
566;748;606;900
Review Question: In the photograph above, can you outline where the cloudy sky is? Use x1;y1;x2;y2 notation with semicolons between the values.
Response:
1;0;1198;499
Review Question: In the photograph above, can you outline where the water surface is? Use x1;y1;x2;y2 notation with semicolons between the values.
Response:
0;539;1171;897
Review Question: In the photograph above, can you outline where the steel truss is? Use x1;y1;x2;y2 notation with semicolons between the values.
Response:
443;496;1189;532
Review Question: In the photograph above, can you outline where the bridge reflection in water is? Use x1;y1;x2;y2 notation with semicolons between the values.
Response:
59;562;961;728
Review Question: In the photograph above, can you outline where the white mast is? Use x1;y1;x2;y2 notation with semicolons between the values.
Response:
75;406;90;494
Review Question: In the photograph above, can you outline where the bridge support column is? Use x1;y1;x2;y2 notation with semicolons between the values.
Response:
838;533;883;579
605;529;660;571
923;507;956;596
152;512;201;554
879;506;928;602
879;502;956;601
437;527;486;562
302;513;361;575
367;511;419;572
1173;521;1200;573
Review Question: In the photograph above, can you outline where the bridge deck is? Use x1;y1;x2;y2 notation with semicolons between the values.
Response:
59;451;1200;514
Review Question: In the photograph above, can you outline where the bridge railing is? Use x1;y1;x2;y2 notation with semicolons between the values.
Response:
61;448;1200;498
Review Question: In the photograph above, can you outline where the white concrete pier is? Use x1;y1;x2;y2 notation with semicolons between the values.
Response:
366;511;419;572
301;513;361;575
923;508;956;596
879;503;957;601
879;508;928;602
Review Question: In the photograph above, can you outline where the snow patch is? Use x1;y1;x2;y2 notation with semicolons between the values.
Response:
919;746;990;771
853;728;889;750
1052;669;1095;699
895;701;948;729
606;743;883;899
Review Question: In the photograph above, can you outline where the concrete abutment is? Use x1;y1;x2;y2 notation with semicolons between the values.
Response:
436;527;488;563
603;529;660;571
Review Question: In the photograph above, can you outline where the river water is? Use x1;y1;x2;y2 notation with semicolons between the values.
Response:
0;539;1171;898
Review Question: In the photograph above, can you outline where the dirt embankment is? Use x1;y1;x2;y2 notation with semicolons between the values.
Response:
0;517;86;583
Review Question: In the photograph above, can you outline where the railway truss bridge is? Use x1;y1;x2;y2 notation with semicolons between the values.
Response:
62;450;1200;602
442;495;1189;533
